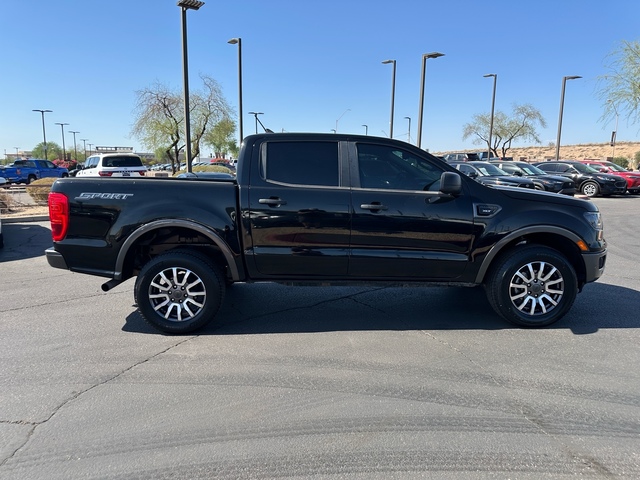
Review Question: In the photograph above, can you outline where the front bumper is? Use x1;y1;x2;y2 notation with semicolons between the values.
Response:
582;249;607;284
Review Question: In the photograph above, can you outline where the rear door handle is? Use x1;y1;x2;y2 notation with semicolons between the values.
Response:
360;202;388;211
259;197;287;206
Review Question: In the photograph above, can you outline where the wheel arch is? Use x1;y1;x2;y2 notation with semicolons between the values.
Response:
113;219;241;282
475;226;586;287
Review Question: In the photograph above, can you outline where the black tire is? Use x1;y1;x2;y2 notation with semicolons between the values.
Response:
581;181;599;197
134;249;225;334
485;245;577;327
26;175;37;185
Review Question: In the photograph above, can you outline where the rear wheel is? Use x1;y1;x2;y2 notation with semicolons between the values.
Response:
485;245;577;327
134;249;225;334
26;175;37;185
581;181;599;197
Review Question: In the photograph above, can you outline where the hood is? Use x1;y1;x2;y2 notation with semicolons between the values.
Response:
494;185;597;211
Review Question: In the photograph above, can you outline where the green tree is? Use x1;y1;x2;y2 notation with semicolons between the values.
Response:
31;141;62;161
203;117;238;158
462;104;547;158
597;40;640;126
131;74;234;171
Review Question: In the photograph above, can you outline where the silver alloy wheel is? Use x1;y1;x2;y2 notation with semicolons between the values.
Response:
508;261;564;316
582;182;598;197
148;266;207;322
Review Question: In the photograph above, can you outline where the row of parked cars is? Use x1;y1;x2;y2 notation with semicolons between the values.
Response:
442;155;640;197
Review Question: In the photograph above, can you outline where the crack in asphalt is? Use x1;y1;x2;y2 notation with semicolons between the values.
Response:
0;335;198;467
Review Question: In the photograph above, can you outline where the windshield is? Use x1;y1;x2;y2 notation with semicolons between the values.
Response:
515;163;545;175
602;162;626;172
572;163;600;173
475;163;508;176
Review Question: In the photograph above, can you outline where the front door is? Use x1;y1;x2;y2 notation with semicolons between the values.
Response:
349;142;475;280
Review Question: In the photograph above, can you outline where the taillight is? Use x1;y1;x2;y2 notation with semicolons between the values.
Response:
48;192;69;242
98;171;113;177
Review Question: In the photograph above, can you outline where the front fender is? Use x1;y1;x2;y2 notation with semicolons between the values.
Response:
474;225;583;283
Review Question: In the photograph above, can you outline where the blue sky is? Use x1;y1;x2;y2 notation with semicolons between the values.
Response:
2;0;639;158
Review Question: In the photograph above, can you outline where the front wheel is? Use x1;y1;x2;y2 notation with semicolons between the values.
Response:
581;181;599;197
134;249;225;334
485;245;577;327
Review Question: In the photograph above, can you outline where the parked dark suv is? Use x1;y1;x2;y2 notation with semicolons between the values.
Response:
534;161;626;197
490;160;575;195
449;161;536;189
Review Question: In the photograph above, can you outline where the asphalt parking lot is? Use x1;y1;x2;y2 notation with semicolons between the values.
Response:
0;196;639;479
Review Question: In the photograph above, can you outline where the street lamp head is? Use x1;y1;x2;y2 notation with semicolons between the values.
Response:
177;0;204;10
565;75;582;80
424;52;445;59
248;111;263;116
33;109;52;113
381;59;395;65
227;38;239;45
483;73;497;78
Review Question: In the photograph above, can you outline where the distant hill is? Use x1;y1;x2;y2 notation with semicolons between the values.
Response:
435;141;640;167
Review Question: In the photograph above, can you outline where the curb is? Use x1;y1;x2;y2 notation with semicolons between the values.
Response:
3;215;50;224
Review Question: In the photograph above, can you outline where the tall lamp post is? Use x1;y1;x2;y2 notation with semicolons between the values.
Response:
404;116;411;144
483;73;497;160
33;109;52;160
69;131;80;162
80;139;88;160
248;111;263;134
382;59;396;138
417;52;444;149
88;143;93;157
55;122;69;161
177;0;204;173
555;75;581;160
15;147;20;160
362;124;368;135
227;37;243;145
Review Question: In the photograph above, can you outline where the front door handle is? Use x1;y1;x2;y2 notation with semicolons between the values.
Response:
360;202;388;211
259;197;287;206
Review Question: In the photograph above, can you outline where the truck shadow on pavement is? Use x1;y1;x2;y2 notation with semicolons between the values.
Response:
123;281;640;336
0;222;50;262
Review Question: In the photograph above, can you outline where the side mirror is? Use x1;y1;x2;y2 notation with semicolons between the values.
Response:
440;171;462;195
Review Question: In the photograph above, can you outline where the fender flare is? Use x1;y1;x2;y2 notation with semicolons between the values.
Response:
474;225;583;283
113;219;240;281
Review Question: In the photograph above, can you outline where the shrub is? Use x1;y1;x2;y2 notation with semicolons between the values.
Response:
612;157;630;169
0;189;14;212
26;177;57;204
172;165;233;176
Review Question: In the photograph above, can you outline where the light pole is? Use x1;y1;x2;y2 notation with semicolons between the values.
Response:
228;37;243;145
362;124;368;135
80;139;88;160
88;143;93;157
177;0;204;173
555;75;581;160
404;116;411;144
55;122;69;161
248;111;263;134
15;147;19;160
335;108;350;133
69;131;79;162
382;59;396;138
483;73;497;160
33;109;52;160
609;102;619;159
417;52;444;149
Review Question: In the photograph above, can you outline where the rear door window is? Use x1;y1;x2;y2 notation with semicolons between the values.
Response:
262;141;339;186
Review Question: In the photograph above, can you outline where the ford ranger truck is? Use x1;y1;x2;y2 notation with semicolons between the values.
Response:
45;133;607;333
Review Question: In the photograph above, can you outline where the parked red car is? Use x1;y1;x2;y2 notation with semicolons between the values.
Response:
578;160;640;194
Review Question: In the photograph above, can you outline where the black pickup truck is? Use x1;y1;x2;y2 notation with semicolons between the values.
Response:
46;133;607;333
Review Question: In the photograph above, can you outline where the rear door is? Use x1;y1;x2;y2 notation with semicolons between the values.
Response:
349;142;475;280
244;139;351;277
